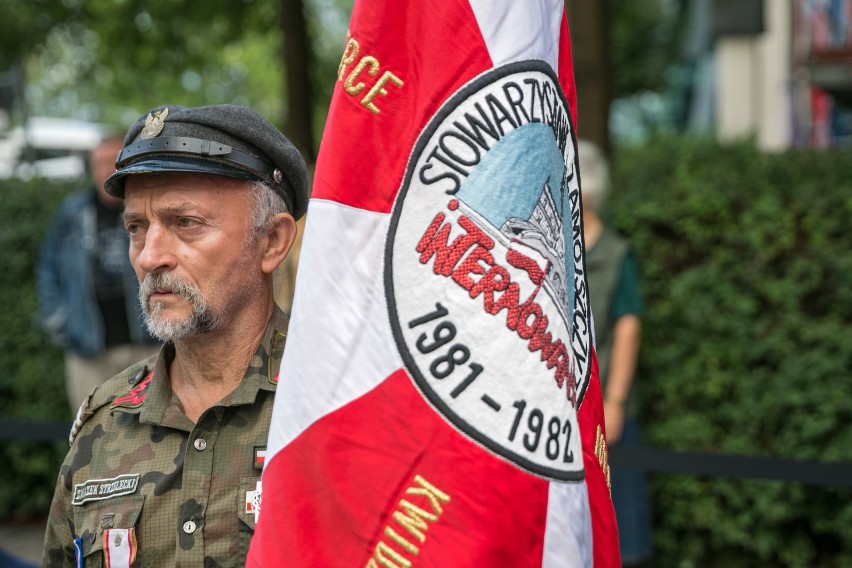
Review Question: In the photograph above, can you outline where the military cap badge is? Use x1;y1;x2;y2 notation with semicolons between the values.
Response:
140;107;169;140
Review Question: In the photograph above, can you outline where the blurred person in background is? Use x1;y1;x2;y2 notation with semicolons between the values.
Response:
580;139;653;566
36;135;160;412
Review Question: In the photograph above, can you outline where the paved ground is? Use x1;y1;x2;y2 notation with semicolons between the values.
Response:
0;519;44;567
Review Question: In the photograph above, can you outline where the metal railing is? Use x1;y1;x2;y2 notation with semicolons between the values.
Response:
1;420;850;489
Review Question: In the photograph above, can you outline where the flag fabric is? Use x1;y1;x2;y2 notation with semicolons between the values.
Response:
248;1;619;566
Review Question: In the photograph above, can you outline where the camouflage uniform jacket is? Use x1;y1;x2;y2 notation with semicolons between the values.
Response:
42;307;289;567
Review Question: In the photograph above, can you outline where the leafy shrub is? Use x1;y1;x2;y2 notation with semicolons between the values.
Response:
608;137;852;567
0;177;76;518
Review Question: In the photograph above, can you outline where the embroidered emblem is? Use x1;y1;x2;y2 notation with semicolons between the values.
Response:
72;474;140;506
110;373;154;410
384;60;589;482
140;107;168;140
254;447;267;470
245;480;262;524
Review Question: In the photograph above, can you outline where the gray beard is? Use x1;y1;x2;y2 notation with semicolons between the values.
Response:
138;271;221;342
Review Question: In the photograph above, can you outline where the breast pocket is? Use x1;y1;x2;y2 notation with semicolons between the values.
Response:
72;494;145;567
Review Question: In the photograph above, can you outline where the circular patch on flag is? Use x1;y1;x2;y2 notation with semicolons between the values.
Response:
385;60;591;481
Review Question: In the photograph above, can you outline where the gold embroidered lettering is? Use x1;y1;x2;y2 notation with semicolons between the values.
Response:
594;425;612;494
361;70;404;114
385;526;420;556
375;541;412;568
337;33;404;115
393;501;433;543
405;474;450;516
338;36;360;81
344;56;380;97
366;474;450;568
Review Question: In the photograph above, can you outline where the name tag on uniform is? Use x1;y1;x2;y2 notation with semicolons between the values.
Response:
72;474;140;506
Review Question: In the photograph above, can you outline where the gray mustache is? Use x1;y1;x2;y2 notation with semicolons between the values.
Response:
139;271;203;309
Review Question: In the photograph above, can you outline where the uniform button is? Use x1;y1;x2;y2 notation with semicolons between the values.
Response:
183;520;197;534
194;438;207;451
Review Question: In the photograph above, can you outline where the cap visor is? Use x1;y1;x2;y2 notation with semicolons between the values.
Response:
105;156;259;197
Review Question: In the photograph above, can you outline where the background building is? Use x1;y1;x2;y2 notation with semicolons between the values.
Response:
686;0;852;150
0;116;103;180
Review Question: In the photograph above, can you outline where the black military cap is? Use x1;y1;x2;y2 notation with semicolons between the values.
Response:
105;104;309;219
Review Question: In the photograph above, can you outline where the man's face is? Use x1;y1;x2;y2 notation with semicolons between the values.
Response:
123;172;265;342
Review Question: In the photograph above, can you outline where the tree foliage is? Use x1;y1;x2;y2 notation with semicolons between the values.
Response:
1;0;352;155
608;137;852;566
610;0;684;100
16;0;285;127
0;0;71;70
0;177;73;517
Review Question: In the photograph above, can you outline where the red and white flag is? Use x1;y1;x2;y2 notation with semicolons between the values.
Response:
249;1;619;566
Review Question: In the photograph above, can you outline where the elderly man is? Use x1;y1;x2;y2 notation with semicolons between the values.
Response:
42;105;308;567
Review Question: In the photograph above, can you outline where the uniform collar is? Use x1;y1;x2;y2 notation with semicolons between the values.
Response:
227;305;289;404
116;306;289;429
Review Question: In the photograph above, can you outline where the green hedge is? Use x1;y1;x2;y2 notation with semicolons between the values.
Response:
0;177;75;517
607;137;852;566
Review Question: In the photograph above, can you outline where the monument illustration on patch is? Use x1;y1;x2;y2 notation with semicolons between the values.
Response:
386;60;591;481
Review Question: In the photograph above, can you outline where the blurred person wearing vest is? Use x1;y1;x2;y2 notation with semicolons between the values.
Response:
580;139;653;566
